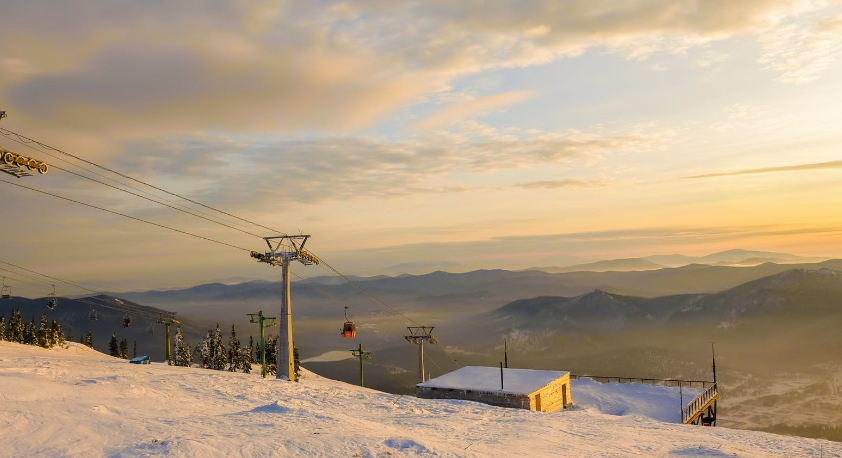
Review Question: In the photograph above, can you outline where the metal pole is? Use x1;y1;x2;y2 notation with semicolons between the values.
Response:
500;362;504;390
504;339;508;368
711;342;717;385
165;322;172;364
419;338;425;382
259;311;267;378
359;343;364;387
278;257;295;381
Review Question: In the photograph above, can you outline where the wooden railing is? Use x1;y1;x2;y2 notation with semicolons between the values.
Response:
570;374;714;390
682;383;718;424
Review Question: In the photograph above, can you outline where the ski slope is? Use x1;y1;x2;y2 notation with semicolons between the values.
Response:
0;342;838;457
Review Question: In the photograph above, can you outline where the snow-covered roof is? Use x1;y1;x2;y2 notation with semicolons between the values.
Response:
417;366;569;395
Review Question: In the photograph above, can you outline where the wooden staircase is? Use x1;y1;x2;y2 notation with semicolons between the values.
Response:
682;383;718;425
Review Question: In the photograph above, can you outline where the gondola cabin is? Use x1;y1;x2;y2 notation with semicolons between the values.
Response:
341;306;356;338
341;321;356;338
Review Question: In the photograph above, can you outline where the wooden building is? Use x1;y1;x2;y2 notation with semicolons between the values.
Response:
416;366;572;413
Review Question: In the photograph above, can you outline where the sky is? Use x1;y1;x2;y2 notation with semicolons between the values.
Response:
2;0;842;292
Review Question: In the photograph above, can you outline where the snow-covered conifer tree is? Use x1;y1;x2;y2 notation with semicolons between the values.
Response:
228;324;241;372
266;335;278;375
38;313;49;348
48;320;59;348
84;330;94;348
109;333;119;357
14;310;24;343
24;317;37;345
133;340;137;359
119;338;128;359
200;331;211;369
0;314;5;342
55;323;65;347
212;324;226;370
175;325;191;367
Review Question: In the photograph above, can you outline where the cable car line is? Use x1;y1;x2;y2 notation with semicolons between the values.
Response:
0;259;101;295
0;178;252;252
0;127;281;235
1;134;272;237
47;163;267;239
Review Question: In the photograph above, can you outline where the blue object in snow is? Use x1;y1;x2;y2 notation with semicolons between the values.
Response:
129;356;150;364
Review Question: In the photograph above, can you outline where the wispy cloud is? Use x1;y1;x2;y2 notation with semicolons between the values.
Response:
514;177;615;189
687;160;842;179
112;122;671;207
413;91;535;130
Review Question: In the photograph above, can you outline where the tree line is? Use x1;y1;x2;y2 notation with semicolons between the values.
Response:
0;309;67;349
1;311;300;379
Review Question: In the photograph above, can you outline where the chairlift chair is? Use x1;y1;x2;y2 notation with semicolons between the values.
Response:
122;314;132;328
1;277;10;300
45;285;57;310
89;308;98;321
147;324;154;334
341;306;356;338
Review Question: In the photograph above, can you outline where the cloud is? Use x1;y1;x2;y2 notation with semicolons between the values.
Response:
110;122;671;207
412;91;535;130
514;177;615;189
686;159;842;179
758;13;842;84
709;104;793;132
1;0;839;140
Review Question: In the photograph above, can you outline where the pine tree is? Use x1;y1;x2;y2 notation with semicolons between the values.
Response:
242;336;254;374
38;313;49;348
14;310;24;343
109;333;119;357
175;325;191;367
119;338;128;359
24;317;38;345
55;323;65;347
212;324;226;370
200;331;211;369
133;340;137;359
266;335;278;375
195;343;204;368
227;324;241;372
48;320;59;348
0;314;5;342
84;330;94;349
79;334;84;344
293;343;301;382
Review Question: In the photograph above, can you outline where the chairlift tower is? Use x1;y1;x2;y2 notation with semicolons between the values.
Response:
250;234;319;382
156;312;180;365
405;326;437;383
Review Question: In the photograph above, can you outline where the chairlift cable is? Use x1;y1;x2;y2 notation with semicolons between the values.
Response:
0;133;266;234
0;178;252;252
0;127;281;235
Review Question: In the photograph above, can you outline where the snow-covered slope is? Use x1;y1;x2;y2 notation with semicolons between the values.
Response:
0;342;838;457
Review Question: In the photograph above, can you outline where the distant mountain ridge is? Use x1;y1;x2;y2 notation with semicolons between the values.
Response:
487;268;842;332
528;249;824;272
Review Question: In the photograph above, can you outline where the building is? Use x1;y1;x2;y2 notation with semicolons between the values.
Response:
416;366;572;412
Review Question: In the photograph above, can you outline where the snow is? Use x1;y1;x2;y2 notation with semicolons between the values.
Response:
417;366;569;394
572;377;703;424
1;341;840;457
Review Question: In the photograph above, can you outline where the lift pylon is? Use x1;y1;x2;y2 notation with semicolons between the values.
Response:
350;343;372;387
248;310;278;378
405;326;437;383
250;234;318;382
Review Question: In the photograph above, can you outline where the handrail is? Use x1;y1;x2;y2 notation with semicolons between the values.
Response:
570;374;715;390
682;383;718;424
